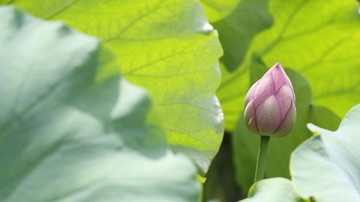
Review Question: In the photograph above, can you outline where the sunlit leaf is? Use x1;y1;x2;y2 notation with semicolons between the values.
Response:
218;0;360;131
0;7;200;201
201;0;240;22
5;0;225;172
202;0;272;71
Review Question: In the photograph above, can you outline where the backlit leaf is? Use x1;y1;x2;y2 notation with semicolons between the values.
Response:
0;7;200;201
217;0;360;131
6;0;225;172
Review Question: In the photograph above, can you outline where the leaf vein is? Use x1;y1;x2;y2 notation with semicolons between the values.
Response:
45;0;81;19
260;0;310;56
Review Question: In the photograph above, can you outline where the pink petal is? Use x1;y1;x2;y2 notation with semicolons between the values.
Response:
244;99;259;133
253;74;275;107
274;102;296;137
269;62;287;91
271;62;295;100
256;96;281;135
275;84;293;118
244;80;259;106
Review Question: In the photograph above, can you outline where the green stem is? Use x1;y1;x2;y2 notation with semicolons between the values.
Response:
254;136;270;182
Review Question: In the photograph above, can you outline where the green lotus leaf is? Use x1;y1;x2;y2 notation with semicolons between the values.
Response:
4;0;224;172
0;6;200;201
291;104;360;202
202;0;272;71
218;0;360;131
201;0;240;22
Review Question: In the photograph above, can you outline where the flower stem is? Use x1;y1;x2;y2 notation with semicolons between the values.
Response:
254;136;270;182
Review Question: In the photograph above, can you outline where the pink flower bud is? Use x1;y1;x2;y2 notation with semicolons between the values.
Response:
244;62;296;137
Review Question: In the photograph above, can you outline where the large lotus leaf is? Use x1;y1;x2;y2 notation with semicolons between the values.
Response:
202;0;272;71
217;0;360;131
5;0;224;172
233;66;340;193
0;6;200;201
241;178;307;202
291;104;360;202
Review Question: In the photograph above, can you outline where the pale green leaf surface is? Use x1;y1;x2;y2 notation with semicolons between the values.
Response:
240;178;307;202
0;7;200;201
233;66;341;193
6;0;224;172
291;104;360;202
217;0;360;131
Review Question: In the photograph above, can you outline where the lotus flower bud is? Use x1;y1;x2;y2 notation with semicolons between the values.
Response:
244;62;296;137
